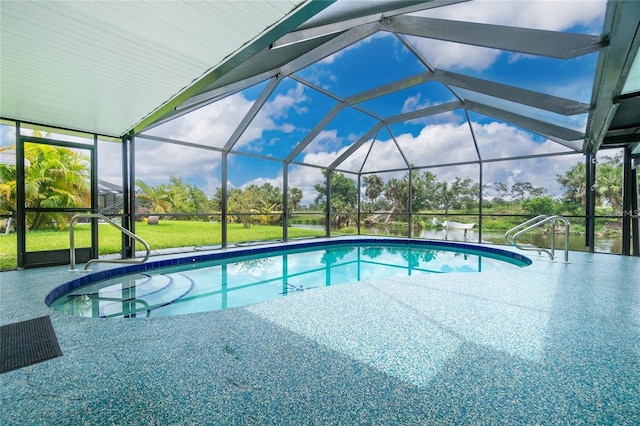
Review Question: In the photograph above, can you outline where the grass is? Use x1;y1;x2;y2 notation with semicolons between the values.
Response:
0;220;325;270
0;212;623;270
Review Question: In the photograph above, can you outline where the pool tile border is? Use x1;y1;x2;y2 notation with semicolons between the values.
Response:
44;237;531;306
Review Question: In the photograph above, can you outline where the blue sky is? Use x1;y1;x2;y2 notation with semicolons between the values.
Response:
2;0;610;205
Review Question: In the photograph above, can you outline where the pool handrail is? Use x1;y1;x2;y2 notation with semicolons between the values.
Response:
504;215;550;246
69;213;151;272
508;215;570;262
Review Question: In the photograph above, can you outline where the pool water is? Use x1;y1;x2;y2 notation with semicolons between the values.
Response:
50;242;529;318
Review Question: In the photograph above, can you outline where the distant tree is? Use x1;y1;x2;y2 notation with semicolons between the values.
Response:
556;163;587;207
0;148;17;217
227;187;253;227
522;196;558;216
449;177;477;210
530;186;547;198
135;179;174;214
384;177;408;215
166;176;214;219
236;183;282;226
412;170;439;211
0;140;90;230
435;181;455;214
595;154;623;213
314;170;358;227
212;187;223;213
363;174;384;212
510;182;534;202
557;154;623;214
493;181;509;203
287;187;303;213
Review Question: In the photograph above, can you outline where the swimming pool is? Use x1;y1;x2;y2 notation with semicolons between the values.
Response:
47;238;531;318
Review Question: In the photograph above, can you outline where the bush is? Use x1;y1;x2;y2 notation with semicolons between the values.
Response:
522;196;559;216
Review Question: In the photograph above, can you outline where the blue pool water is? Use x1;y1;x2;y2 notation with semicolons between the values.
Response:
48;239;530;318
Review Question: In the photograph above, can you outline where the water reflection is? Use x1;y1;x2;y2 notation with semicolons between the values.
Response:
291;224;621;254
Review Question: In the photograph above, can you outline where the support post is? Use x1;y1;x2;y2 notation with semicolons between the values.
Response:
326;170;331;237
90;134;99;260
585;153;596;252
221;153;228;248
122;135;136;258
408;169;413;238
632;159;639;256
622;147;639;255
283;164;289;242
16;123;25;268
357;174;361;236
478;161;483;244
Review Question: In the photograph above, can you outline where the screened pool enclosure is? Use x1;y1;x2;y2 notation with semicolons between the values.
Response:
1;0;639;269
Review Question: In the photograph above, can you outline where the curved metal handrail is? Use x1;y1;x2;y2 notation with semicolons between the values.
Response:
69;213;150;272
504;215;550;246
511;215;570;262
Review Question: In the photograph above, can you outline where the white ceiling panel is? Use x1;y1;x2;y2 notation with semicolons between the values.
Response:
0;0;320;137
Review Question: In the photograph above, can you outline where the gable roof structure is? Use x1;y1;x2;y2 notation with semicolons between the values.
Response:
1;0;639;164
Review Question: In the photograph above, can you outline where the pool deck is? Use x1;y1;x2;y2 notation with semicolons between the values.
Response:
1;240;639;424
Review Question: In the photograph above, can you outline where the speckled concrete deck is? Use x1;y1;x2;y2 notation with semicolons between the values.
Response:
1;242;639;425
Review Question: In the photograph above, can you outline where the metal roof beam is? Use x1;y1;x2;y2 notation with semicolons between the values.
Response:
585;0;640;153
280;23;380;77
384;16;603;59
177;69;279;112
387;126;412;168
272;0;470;49
434;69;591;116
386;100;463;125
223;76;280;153
140;70;279;135
463;101;584;146
285;102;345;163
345;71;435;105
328;122;384;171
290;74;344;102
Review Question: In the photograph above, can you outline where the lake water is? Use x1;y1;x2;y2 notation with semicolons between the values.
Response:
291;224;621;254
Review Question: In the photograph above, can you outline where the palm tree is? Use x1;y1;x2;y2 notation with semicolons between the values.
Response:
363;174;383;212
135;179;173;214
0;147;17;216
287;187;303;214
596;164;623;213
556;163;587;206
436;182;455;214
0;142;91;230
27;143;91;229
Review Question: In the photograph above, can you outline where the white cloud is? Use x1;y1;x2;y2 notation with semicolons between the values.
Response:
418;0;605;33
134;83;314;193
303;68;337;89
319;31;392;65
303;119;583;200
408;0;606;72
170;94;253;147
134;137;221;195
236;83;311;149
402;93;422;113
303;129;344;157
407;37;501;72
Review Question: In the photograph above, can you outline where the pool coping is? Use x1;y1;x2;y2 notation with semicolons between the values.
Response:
44;236;532;307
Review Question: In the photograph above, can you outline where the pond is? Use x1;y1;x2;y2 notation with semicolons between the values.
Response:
291;224;622;254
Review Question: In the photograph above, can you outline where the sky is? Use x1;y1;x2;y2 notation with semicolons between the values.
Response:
1;0;612;205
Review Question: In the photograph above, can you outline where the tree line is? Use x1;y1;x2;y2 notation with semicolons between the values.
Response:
137;178;303;228
0;142;624;231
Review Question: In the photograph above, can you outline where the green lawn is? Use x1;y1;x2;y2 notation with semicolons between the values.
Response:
0;221;325;270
